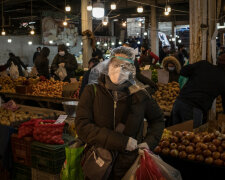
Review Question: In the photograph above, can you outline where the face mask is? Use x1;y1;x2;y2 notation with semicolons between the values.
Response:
168;67;175;71
108;64;130;85
59;51;65;56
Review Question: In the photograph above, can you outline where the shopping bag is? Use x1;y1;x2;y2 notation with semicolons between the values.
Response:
61;140;84;180
55;66;67;81
9;62;19;79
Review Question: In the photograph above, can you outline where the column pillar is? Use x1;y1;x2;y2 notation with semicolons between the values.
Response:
150;0;158;55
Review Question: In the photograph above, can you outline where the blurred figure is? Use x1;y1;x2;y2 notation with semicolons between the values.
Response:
139;44;159;66
6;53;27;76
51;44;78;82
79;58;100;97
162;56;181;82
176;44;187;67
218;46;225;57
159;45;170;64
33;47;41;63
92;47;103;61
35;47;50;79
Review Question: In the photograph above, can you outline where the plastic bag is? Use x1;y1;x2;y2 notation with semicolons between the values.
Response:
61;140;84;180
55;66;67;81
9;62;19;79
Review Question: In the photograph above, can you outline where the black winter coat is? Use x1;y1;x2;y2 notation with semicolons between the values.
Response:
6;56;26;76
51;52;78;82
75;76;164;179
35;48;50;78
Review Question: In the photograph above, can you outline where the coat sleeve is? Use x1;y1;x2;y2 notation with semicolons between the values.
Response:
75;85;129;151
144;97;165;150
65;55;78;71
51;55;59;74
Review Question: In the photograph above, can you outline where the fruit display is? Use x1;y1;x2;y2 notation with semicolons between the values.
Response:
151;69;158;83
0;76;16;93
153;82;180;113
32;79;69;97
154;130;225;166
216;96;223;114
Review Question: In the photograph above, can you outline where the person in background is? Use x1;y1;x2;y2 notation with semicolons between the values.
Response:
79;57;100;98
34;47;50;79
33;47;41;63
139;44;159;66
162;56;181;82
159;45;170;64
75;46;164;179
176;44;189;67
6;53;27;76
218;46;225;57
123;43;158;94
51;44;78;82
92;47;103;61
172;54;225;128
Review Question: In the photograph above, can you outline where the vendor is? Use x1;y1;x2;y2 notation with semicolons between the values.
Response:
172;54;225;128
162;56;181;82
51;44;78;82
139;44;159;67
34;47;50;79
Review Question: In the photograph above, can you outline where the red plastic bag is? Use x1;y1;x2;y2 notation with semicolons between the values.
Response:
33;120;65;144
18;119;41;138
136;150;165;180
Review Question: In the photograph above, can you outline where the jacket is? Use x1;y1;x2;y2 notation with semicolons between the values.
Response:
51;52;78;82
6;56;26;76
75;75;164;178
35;47;50;78
178;60;225;113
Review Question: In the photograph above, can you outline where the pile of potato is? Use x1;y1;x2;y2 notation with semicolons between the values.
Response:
153;82;180;113
155;130;225;166
216;96;223;114
32;79;69;97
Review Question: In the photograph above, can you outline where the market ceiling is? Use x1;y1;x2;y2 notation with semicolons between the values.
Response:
0;0;224;35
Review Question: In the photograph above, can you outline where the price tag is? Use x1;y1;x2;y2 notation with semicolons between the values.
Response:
54;115;68;124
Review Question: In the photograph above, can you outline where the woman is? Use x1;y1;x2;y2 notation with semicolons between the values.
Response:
139;44;159;67
75;47;164;179
35;47;50;78
162;56;181;82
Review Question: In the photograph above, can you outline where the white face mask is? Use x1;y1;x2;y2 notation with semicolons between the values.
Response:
168;67;175;71
108;64;130;85
59;51;65;56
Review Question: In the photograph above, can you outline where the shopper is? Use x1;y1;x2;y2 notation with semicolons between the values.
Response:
162;56;181;82
176;44;189;67
159;45;170;64
92;47;103;61
51;44;78;82
139;44;159;66
75;46;164;179
33;47;41;63
6;53;27;77
34;47;50;79
172;54;225;128
79;57;100;98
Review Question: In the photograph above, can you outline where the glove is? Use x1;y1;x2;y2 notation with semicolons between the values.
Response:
138;142;149;150
126;137;137;151
59;63;65;67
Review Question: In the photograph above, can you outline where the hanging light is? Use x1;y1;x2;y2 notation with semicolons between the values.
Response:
97;41;100;45
66;42;70;46
81;42;83;45
92;0;105;19
111;42;115;46
165;5;171;13
169;39;172;41
137;41;141;44
1;30;6;36
102;16;108;26
164;10;169;16
49;40;53;44
28;41;32;45
137;5;143;13
178;39;182;43
118;41;122;45
8;39;12;43
172;38;175;41
63;20;68;26
87;1;92;11
65;5;71;12
104;43;107;47
122;21;126;27
144;32;148;36
30;29;35;35
110;2;116;10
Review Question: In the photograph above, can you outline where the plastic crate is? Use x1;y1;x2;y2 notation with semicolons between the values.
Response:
32;168;60;180
13;163;31;180
11;134;33;166
31;134;74;174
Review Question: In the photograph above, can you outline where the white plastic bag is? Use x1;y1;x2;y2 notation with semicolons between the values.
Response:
9;62;19;79
55;66;67;81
